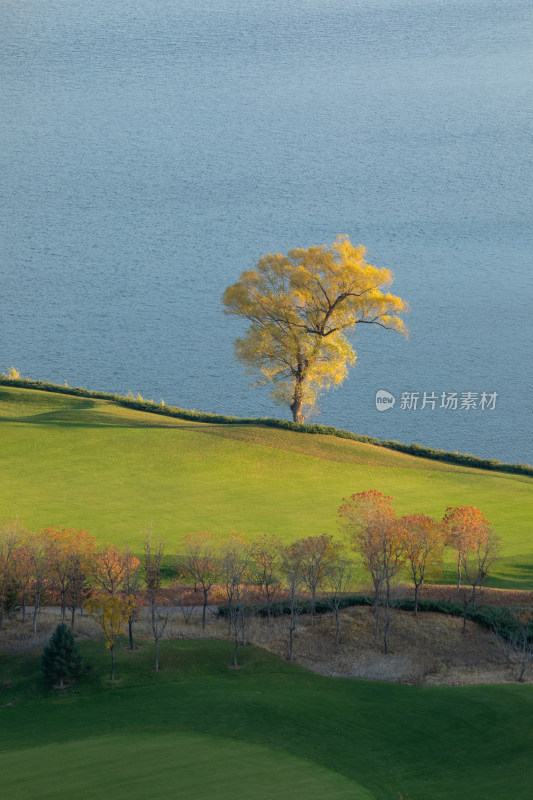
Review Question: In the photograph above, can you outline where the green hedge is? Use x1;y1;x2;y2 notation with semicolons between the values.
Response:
1;376;531;476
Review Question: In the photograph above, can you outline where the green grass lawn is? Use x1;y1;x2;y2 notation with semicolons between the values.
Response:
1;638;532;800
1;386;532;587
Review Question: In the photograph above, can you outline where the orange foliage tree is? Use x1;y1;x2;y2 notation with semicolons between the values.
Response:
339;492;397;610
0;519;24;630
399;514;444;616
339;490;404;649
43;528;95;620
93;546;139;595
10;530;34;623
442;506;491;589
28;531;49;633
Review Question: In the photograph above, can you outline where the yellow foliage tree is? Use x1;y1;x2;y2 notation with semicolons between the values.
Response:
223;235;408;422
85;594;134;680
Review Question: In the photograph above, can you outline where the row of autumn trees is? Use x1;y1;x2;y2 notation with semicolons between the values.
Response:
339;491;501;652
1;494;501;657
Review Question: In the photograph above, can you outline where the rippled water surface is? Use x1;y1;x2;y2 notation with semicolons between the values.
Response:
1;0;531;462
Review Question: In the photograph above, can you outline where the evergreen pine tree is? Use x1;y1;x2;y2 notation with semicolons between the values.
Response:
41;623;82;688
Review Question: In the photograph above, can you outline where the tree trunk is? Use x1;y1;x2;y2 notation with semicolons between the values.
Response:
310;590;315;626
457;555;462;590
21;594;26;623
154;637;159;671
335;605;340;646
202;587;208;630
414;583;419;617
110;645;115;681
373;580;381;636
383;613;390;655
266;589;272;625
128;616;134;650
70;606;76;631
233;617;239;667
290;396;305;424
32;590;40;633
289;621;294;662
290;373;306;423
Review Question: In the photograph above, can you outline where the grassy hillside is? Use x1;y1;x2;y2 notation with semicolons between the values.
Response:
1;638;532;800
1;386;532;587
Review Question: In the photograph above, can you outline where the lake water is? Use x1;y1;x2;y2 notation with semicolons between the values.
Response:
1;0;531;464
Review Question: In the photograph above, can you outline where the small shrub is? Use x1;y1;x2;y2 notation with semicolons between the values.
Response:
2;367;21;379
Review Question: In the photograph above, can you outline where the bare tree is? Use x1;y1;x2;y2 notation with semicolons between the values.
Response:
454;530;502;635
171;584;196;625
181;531;218;631
219;533;251;667
250;533;282;624
280;541;307;662
509;609;533;682
299;534;338;625
147;599;171;672
324;555;353;646
143;531;170;671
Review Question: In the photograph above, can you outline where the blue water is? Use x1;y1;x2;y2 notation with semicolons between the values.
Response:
1;0;532;463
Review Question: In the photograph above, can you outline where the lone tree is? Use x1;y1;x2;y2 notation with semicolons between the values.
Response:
41;623;82;689
222;236;408;422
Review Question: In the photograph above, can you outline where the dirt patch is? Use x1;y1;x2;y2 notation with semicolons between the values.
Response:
247;606;527;685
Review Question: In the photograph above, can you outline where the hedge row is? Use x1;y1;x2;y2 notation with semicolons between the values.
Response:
218;595;529;640
1;376;531;476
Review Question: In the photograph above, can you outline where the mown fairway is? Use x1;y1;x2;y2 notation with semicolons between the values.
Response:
1;638;532;800
1;386;532;586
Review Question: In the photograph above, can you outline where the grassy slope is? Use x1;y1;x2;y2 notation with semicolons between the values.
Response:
1;386;532;586
1;639;532;800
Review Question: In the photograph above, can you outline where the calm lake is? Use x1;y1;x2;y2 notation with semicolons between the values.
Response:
1;0;531;463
